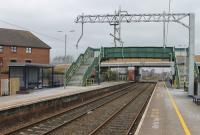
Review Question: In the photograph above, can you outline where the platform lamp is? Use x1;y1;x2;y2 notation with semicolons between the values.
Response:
57;30;75;89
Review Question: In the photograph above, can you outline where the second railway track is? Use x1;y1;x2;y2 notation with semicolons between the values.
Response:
6;83;138;135
6;82;155;135
49;83;155;135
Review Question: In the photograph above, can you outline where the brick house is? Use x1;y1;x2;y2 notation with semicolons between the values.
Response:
0;28;52;95
0;28;51;73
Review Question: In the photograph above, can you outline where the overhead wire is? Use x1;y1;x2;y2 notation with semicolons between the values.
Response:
0;18;64;42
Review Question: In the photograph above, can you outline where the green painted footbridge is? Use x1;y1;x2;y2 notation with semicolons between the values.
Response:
65;46;197;89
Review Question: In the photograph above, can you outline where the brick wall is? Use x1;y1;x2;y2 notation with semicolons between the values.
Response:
0;46;50;70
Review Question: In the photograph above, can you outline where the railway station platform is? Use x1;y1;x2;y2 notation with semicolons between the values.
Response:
136;82;200;135
0;81;125;111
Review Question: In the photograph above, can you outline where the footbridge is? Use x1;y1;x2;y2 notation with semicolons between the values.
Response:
65;46;181;86
65;46;200;94
100;46;174;68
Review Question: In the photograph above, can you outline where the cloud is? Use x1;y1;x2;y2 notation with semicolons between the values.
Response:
0;0;199;59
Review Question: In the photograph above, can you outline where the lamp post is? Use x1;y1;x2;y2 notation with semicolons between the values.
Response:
98;47;101;85
57;30;75;89
64;34;67;62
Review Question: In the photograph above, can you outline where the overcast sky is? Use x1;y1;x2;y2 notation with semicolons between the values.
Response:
0;0;199;60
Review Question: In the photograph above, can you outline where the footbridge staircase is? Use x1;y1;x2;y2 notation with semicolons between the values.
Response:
66;47;100;86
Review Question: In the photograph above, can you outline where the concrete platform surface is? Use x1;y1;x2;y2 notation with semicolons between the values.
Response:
0;81;125;111
136;82;200;135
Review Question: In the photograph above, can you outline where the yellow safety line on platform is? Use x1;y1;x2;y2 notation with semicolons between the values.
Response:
164;83;191;135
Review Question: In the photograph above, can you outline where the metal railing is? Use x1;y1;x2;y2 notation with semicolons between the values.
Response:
65;54;84;85
65;47;96;85
83;47;93;63
82;56;99;86
82;48;101;86
174;53;180;88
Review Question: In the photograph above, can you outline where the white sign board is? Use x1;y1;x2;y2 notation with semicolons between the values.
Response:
1;79;9;96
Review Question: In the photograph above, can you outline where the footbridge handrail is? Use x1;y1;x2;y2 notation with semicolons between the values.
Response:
65;54;84;84
82;49;100;86
174;53;180;88
65;47;96;85
82;57;99;86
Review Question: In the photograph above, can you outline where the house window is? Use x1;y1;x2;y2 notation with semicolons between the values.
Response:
11;46;17;53
26;48;32;53
0;46;3;53
10;59;17;63
25;60;31;63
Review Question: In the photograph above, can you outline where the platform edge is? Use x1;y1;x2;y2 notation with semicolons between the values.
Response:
134;82;158;135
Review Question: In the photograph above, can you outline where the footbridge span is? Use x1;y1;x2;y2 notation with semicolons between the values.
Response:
65;46;183;87
65;46;200;96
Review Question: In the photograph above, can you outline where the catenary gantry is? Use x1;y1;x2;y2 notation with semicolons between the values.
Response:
75;10;195;96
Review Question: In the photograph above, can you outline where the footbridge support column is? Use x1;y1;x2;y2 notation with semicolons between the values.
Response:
135;66;140;82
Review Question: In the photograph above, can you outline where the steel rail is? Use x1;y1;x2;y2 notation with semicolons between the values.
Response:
125;84;155;135
42;83;140;135
5;83;136;135
88;83;152;135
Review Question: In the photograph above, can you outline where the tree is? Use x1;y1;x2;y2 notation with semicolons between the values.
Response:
105;69;118;81
52;55;74;64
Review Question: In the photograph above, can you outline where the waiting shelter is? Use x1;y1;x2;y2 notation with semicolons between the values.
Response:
9;63;54;93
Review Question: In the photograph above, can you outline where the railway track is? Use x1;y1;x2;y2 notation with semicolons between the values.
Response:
5;83;138;135
48;83;155;135
47;84;155;135
89;84;155;135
